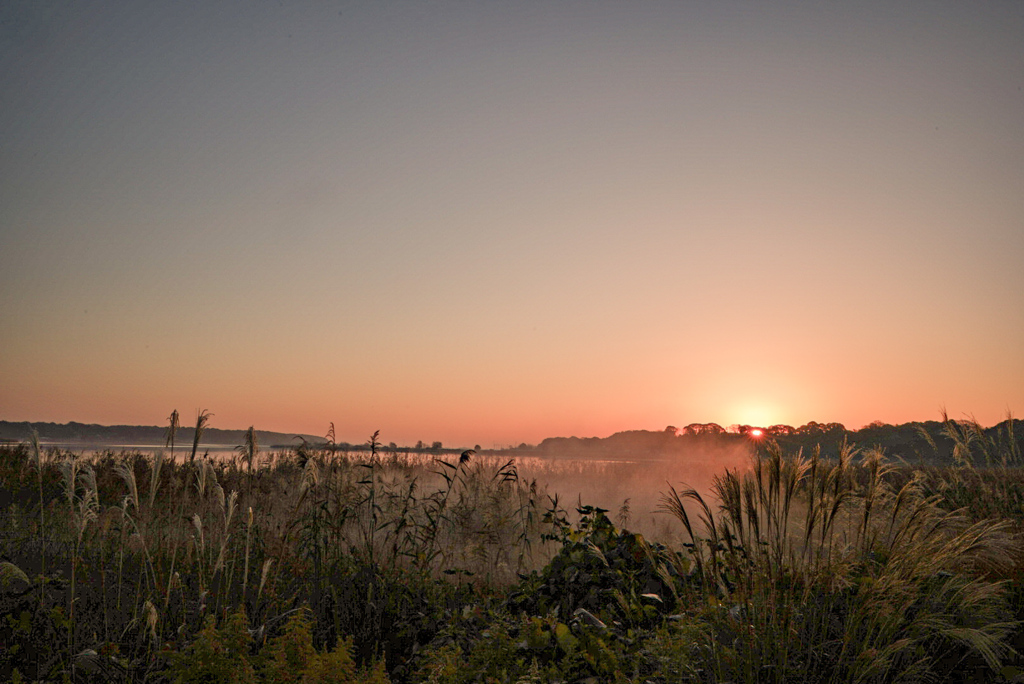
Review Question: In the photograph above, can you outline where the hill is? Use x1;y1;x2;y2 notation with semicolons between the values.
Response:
0;420;324;449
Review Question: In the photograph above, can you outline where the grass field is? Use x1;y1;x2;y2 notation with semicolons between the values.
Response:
2;417;1023;683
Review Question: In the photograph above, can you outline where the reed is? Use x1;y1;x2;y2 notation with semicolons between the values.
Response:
239;425;258;501
28;429;47;610
167;409;180;465
58;454;99;655
164;409;212;622
2;415;1021;683
660;441;1016;683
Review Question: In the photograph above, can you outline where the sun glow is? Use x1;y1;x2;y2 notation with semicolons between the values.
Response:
730;402;784;428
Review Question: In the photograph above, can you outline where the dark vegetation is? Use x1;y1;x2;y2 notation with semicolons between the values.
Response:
517;417;1024;466
0;421;322;450
9;417;1023;465
2;413;1024;682
0;421;472;457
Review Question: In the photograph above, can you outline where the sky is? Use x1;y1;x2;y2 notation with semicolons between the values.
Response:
2;1;1022;448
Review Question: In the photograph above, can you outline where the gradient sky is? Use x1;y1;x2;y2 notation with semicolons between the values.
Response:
2;1;1022;447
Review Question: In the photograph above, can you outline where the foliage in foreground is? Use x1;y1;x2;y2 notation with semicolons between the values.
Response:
2;414;1024;682
417;425;1024;684
166;607;389;684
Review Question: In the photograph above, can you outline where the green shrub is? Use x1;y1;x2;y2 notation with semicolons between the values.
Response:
260;608;391;684
260;610;318;683
168;607;391;684
509;505;681;629
168;608;255;684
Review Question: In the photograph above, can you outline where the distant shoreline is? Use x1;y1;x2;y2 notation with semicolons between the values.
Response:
4;418;1024;466
0;420;325;451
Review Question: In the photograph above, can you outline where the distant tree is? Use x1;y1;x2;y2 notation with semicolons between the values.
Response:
685;423;724;436
431;441;443;451
415;440;425;450
796;421;823;435
474;444;481;451
388;442;398;451
767;424;795;437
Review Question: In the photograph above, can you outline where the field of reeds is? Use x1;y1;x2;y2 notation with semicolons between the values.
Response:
2;413;1024;683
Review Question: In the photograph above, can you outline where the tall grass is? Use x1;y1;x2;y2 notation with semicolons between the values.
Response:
660;441;1017;683
29;429;47;609
910;413;1024;525
58;454;99;654
2;416;1023;683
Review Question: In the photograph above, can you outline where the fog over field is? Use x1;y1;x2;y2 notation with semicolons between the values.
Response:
511;443;753;542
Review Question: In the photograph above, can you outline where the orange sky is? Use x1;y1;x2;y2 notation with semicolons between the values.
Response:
2;2;1022;447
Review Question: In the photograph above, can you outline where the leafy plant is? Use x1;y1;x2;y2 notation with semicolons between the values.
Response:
167;607;256;684
510;504;680;629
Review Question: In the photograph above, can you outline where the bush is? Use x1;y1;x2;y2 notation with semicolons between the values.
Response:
168;607;390;684
168;608;255;684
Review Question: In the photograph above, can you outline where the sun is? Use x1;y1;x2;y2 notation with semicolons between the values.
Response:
748;428;764;438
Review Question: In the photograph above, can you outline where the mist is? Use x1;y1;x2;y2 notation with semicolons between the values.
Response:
498;436;755;545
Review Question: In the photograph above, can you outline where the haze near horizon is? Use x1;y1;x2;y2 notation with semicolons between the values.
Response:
2;1;1022;447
